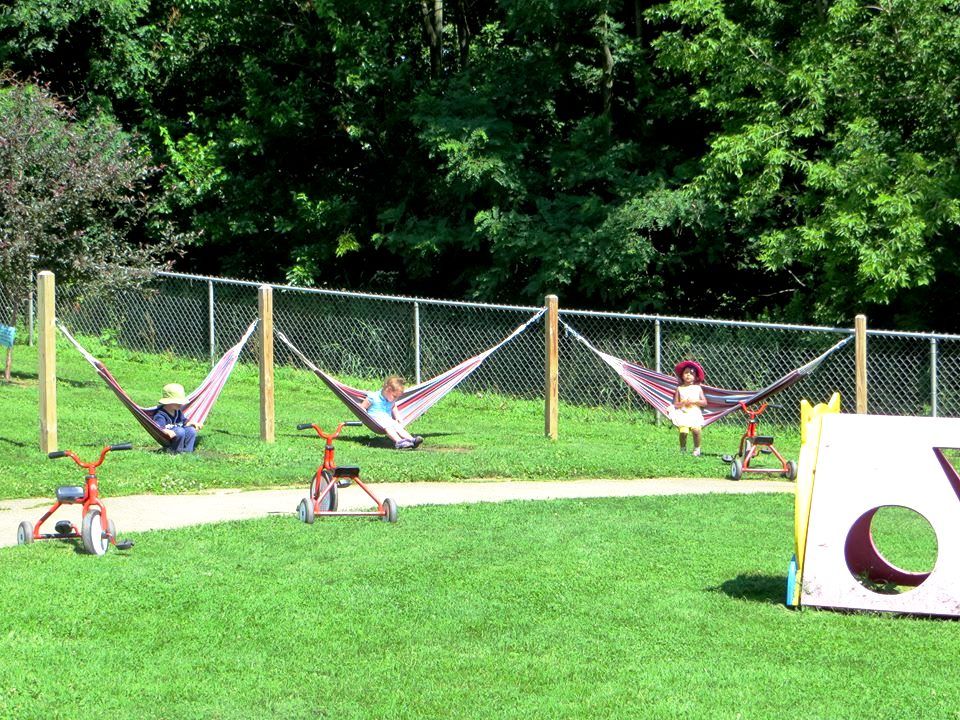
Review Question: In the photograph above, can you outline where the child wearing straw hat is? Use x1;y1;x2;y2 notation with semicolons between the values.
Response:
153;383;200;453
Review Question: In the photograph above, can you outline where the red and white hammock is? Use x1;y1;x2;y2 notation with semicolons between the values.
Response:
58;320;258;446
562;321;852;426
276;310;545;433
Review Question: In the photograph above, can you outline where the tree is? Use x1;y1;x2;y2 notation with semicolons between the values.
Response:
0;76;186;380
649;0;960;326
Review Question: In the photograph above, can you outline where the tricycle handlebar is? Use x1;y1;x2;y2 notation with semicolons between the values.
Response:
47;444;128;469
297;421;354;440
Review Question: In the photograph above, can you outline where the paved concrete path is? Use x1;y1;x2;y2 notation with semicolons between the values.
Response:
0;477;793;548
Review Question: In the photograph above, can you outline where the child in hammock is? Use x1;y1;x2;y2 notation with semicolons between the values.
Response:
360;375;423;450
670;360;707;456
153;382;200;453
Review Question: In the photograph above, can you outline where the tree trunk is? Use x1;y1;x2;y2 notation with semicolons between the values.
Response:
421;0;444;78
601;30;614;117
455;0;471;69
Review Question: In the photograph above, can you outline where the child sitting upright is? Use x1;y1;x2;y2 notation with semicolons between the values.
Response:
153;382;200;453
360;375;423;450
670;360;707;456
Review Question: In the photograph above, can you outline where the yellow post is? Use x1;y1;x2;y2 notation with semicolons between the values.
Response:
37;271;57;453
544;294;559;440
855;314;868;414
258;285;275;443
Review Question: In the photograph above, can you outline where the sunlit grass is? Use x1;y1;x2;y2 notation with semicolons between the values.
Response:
1;494;957;720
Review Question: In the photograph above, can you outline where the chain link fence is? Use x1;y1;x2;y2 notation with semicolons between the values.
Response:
3;269;960;425
271;286;544;398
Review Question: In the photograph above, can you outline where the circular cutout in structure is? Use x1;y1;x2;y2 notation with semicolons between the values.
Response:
845;505;938;594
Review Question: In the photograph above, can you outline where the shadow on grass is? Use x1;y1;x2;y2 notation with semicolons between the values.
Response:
335;432;456;449
711;573;787;605
0;436;30;448
10;368;98;389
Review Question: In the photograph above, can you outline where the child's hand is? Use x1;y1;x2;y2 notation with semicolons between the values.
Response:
187;421;202;430
165;429;177;440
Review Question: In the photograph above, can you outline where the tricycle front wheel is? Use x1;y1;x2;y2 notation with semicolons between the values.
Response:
81;509;111;556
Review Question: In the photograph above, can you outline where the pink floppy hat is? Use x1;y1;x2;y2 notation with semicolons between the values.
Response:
674;360;705;383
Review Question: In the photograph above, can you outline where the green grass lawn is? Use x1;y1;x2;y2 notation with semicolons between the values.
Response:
2;493;957;720
0;338;797;499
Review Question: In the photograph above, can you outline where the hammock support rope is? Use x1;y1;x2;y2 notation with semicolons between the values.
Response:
58;320;259;446
562;320;852;426
277;309;546;433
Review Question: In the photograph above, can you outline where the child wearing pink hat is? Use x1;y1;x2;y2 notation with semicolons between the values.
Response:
670;360;707;456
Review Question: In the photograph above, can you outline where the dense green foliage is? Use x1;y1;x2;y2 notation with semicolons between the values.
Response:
3;1;960;329
3;494;958;718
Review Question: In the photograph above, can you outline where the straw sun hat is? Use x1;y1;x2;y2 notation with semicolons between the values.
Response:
158;383;187;405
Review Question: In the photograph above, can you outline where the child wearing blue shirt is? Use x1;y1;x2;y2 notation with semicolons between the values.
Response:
153;383;200;453
360;375;423;450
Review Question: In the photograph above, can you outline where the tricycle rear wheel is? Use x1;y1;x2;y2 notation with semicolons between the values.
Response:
17;520;33;545
730;459;743;481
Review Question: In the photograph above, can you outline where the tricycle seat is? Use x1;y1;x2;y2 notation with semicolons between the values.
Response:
56;486;86;503
752;435;774;446
333;466;360;478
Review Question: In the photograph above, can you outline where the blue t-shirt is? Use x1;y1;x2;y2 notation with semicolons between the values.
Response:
364;390;395;419
154;407;189;429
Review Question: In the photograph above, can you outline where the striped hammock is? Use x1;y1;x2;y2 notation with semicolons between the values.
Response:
59;320;259;446
562;321;852;426
277;310;545;434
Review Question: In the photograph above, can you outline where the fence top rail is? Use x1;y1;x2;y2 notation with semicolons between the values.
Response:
559;307;853;334
560;307;960;341
154;270;543;313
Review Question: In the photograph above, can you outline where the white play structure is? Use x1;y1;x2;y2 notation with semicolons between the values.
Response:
789;394;960;617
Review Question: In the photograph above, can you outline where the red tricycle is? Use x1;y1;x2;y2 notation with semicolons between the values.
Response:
17;443;135;555
296;421;398;523
723;401;797;481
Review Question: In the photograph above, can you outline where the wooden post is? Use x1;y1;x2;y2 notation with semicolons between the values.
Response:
258;285;275;443
545;294;559;440
37;271;57;453
855;314;868;414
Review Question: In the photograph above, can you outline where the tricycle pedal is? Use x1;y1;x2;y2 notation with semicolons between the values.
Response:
54;520;73;535
115;540;134;550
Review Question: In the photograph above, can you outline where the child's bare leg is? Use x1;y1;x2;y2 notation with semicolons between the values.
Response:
678;429;688;451
691;428;702;456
